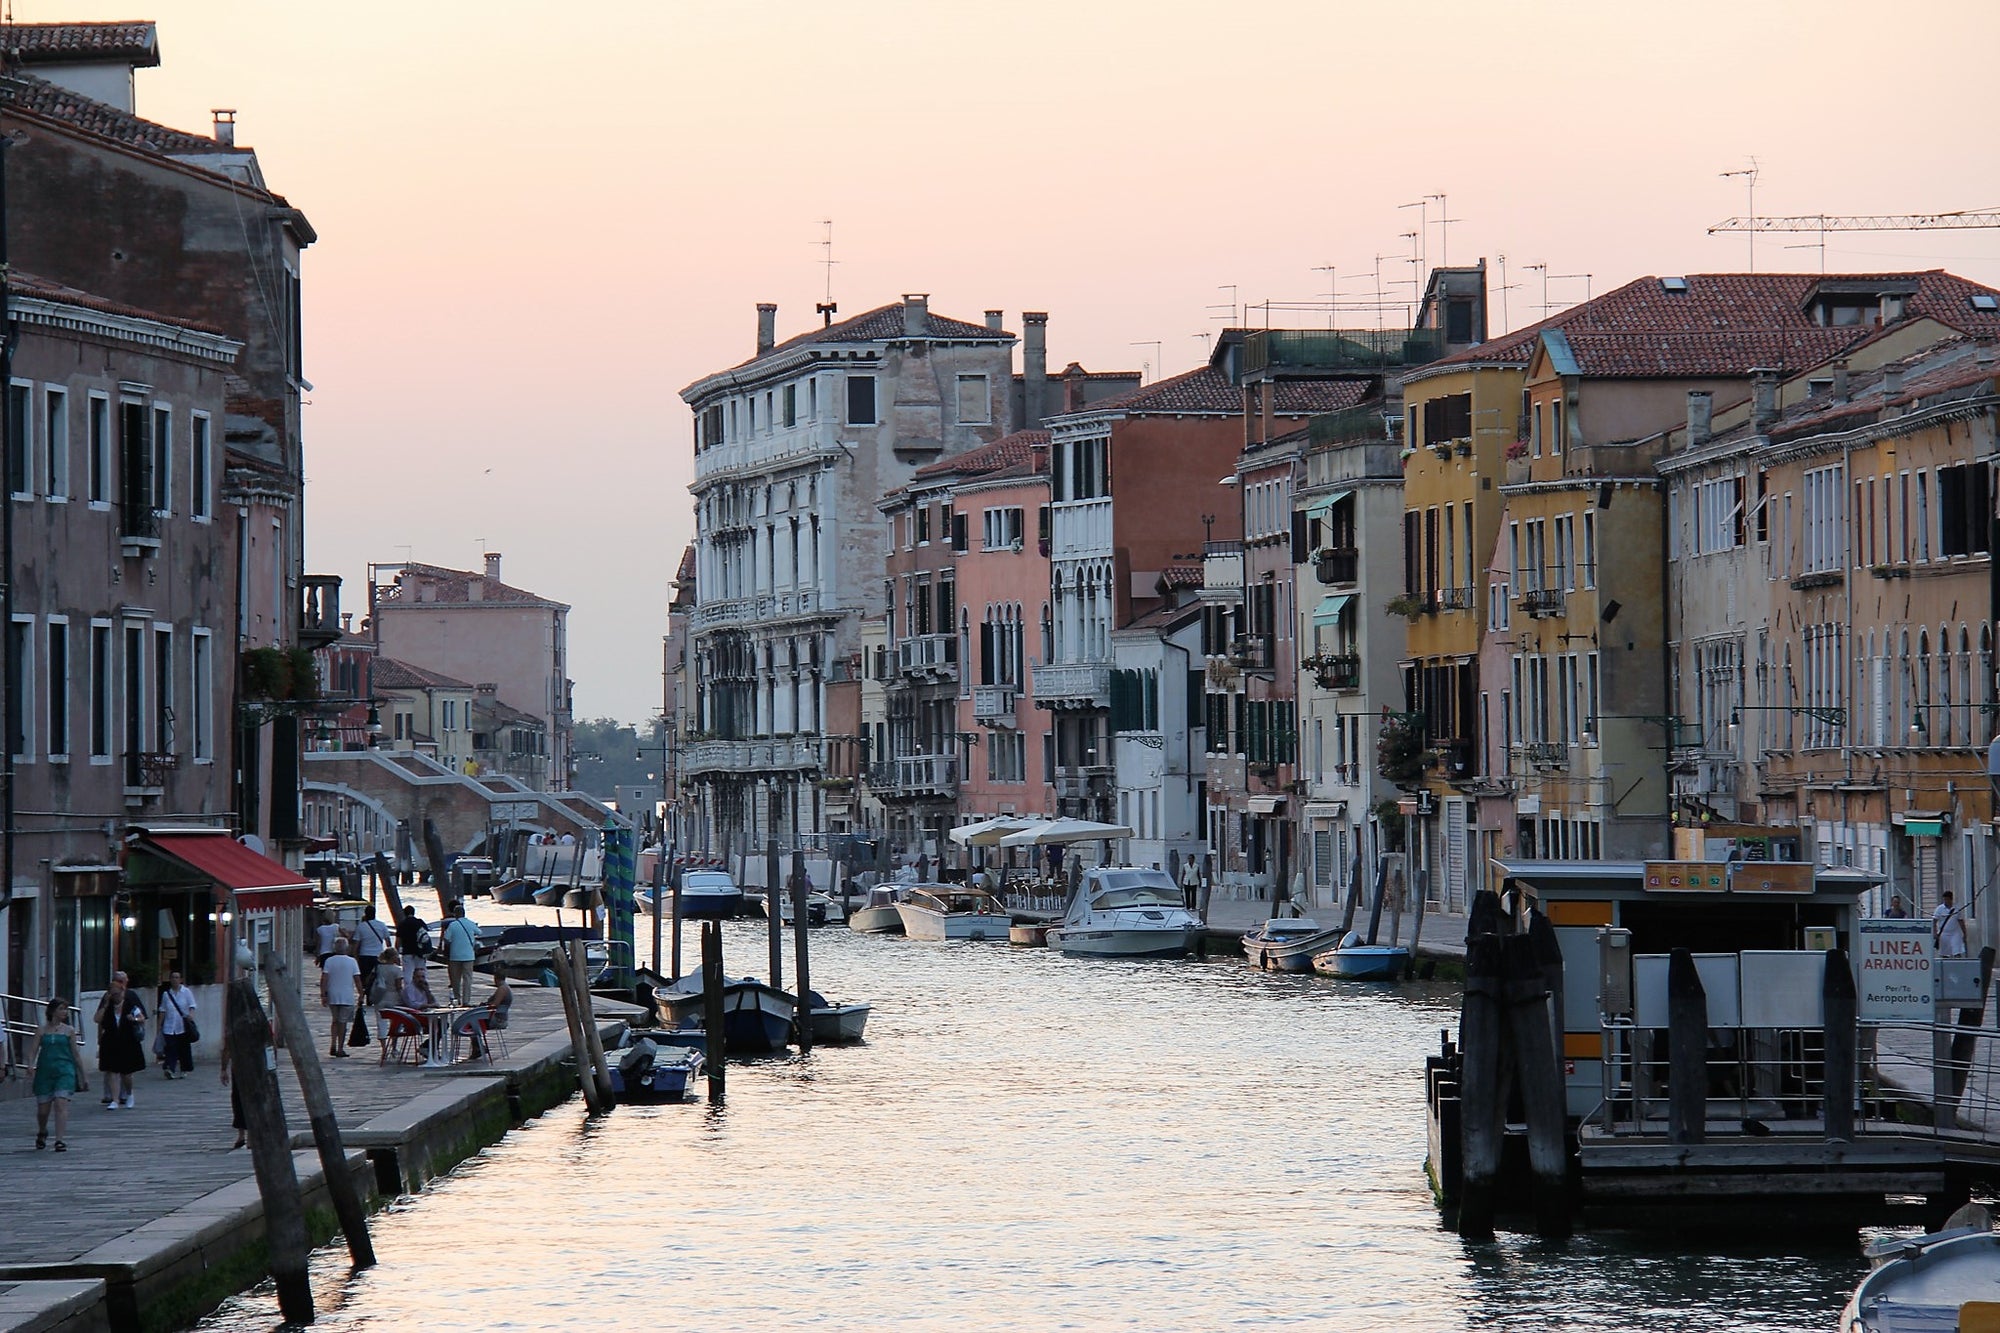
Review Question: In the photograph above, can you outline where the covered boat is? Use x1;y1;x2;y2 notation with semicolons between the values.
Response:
658;973;795;1052
896;884;1012;941
1240;916;1342;972
1047;866;1201;959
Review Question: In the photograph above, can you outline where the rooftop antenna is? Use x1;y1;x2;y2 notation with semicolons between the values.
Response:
1525;262;1549;317
1399;198;1429;296
1494;253;1523;335
1553;272;1593;304
1720;159;1759;271
1311;264;1338;329
1129;341;1162;384
1426;192;1460;270
1207;284;1240;325
815;219;839;326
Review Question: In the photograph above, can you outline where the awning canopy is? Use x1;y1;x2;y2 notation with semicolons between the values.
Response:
1304;490;1352;521
1312;594;1353;624
132;831;313;911
1247;796;1286;815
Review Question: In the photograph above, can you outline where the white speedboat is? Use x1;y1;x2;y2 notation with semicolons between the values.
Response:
1842;1218;2000;1330
848;884;908;935
1241;916;1343;972
775;888;846;927
1047;866;1201;959
895;884;1012;941
805;991;871;1044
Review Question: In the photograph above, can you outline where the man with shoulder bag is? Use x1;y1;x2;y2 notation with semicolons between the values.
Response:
158;971;198;1078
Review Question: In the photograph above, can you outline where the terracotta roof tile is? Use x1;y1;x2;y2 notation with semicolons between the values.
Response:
1418;271;2000;380
3;21;158;65
372;658;474;691
1064;366;1373;417
12;269;228;336
911;429;1049;479
379;562;568;611
1159;564;1203;590
0;71;225;159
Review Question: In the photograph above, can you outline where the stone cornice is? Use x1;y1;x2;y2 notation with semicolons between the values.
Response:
14;294;242;365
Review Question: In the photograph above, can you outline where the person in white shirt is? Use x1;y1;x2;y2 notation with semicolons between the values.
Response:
319;938;362;1057
1934;891;1969;958
156;971;198;1078
352;904;393;1003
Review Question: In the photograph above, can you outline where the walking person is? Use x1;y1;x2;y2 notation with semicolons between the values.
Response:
353;904;392;1001
30;997;87;1151
313;909;346;968
396;904;429;962
319;937;362;1058
1934;890;1969;958
93;971;147;1109
156;970;198;1078
442;900;480;1006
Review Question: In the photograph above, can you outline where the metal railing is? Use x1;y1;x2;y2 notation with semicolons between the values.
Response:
2;990;85;1081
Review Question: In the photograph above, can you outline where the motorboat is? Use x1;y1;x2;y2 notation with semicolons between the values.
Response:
847;884;907;935
805;991;871;1044
1240;916;1343;972
606;1029;704;1102
676;869;746;920
1047;866;1202;959
1313;931;1411;980
775;889;846;927
482;928;609;985
658;973;796;1053
895;884;1012;941
1842;1215;2000;1330
491;877;535;906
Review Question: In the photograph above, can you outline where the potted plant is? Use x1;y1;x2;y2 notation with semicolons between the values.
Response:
1506;439;1530;461
1373;800;1407;852
1377;713;1427;787
1385;594;1425;620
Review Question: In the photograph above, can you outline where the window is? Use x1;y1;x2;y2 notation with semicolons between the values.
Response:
1801;463;1845;573
6;381;30;496
846;375;877;426
190;412;211;519
89;622;111;760
119;402;151;535
87;394;110;504
1422;393;1472;447
47;618;69;759
1055;436;1108;501
1938;462;1992;557
1693;474;1745;555
45;387;68;499
1914;470;1931;562
154;627;174;756
190;630;211;762
442;699;457;732
983;507;1025;550
7;615;31;759
1582;511;1597;588
151;405;173;513
915;505;931;546
1550;399;1566;454
956;373;990;424
783;384;797;428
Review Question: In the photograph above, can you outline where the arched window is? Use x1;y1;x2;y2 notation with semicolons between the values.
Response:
1958;627;1974;745
1937;628;1953;746
1917;630;1933;745
1899;630;1913;741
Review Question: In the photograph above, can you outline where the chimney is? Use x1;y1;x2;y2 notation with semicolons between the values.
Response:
1685;390;1713;447
1832;358;1851;403
984;310;1004;332
1883;361;1906;399
902;293;929;339
1750;368;1780;429
1976;343;1998;371
1062;362;1086;414
484;551;503;581
1022;312;1050;430
756;303;777;355
211;108;235;147
1880;292;1908;324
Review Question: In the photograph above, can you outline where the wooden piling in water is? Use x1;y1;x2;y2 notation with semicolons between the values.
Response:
1338;851;1364;937
766;839;784;990
1667;948;1707;1145
670;853;684;980
1503;931;1570;1239
1823;947;1857;1142
649;842;668;977
1529;908;1565;1086
422;818;453;916
1363;860;1388;946
1455;919;1506;1242
1947;945;1997;1117
260;953;375;1269
550;948;602;1114
226;978;313;1324
1405;867;1429;978
701;920;727;1103
791;848;813;1051
568;940;614;1105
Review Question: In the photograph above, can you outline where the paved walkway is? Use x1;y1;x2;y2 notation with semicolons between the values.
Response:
0;970;580;1267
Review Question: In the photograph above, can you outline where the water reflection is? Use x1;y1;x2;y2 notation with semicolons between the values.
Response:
198;917;1863;1332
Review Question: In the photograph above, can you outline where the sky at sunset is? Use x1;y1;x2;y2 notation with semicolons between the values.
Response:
20;0;2000;723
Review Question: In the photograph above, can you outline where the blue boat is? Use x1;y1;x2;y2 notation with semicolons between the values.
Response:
606;1031;704;1102
658;973;795;1053
1313;935;1411;981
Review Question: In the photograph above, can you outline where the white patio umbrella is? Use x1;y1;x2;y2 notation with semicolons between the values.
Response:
949;816;1048;847
997;817;1136;847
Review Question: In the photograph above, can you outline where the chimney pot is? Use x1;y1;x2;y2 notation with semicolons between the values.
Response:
483;551;503;581
1883;362;1906;398
756;303;778;355
1022;312;1050;430
984;309;1004;332
211;109;235;147
1832;358;1851;403
1686;391;1713;447
1750;369;1780;429
902;293;929;338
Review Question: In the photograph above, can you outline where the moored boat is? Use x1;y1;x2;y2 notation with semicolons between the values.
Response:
676;869;746;920
658;973;795;1052
1313;932;1410;980
606;1030;705;1102
1241;916;1342;972
1841;1214;2000;1331
896;884;1012;941
805;991;871;1044
1047;866;1201;959
847;884;908;934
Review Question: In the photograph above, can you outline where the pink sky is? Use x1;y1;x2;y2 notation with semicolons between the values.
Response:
22;0;2000;722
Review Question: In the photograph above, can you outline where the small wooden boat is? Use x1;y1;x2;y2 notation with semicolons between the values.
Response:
1842;1210;2000;1330
491;877;535;906
805;991;870;1044
896;884;1012;941
1313;933;1411;980
1240;917;1342;972
847;885;907;935
530;880;570;909
657;973;795;1053
606;1030;704;1102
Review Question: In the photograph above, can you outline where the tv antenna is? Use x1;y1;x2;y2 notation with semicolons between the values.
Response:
815;219;839;324
1311;264;1338;330
1426;192;1461;270
1719;159;1760;271
1494;253;1522;334
1207;284;1240;325
1129;341;1163;384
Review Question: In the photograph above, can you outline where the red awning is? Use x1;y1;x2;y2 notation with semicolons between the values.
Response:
136;832;313;911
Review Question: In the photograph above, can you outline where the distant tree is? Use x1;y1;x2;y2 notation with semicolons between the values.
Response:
570;716;667;801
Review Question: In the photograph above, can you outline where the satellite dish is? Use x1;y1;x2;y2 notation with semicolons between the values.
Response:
239;833;267;856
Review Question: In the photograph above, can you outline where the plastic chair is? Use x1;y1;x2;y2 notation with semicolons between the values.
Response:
453;1007;500;1064
379;1008;424;1066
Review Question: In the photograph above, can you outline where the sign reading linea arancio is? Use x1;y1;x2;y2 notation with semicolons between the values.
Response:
1642;861;1727;892
1856;918;1935;1022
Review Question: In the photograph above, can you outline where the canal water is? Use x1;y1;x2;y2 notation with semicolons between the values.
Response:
200;916;1867;1331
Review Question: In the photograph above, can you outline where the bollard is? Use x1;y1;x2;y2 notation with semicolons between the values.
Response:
260;953;375;1268
1456;927;1506;1241
792;848;813;1051
227;979;313;1324
1823;948;1857;1142
702;920;727;1103
766;839;784;991
1504;932;1570;1239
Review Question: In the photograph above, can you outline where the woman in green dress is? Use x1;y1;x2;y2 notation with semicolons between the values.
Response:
31;996;87;1151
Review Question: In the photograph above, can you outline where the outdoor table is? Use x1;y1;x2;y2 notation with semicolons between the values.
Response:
421;1005;474;1067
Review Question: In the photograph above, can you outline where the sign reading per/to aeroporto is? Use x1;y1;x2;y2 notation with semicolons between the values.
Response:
1856;919;1934;1022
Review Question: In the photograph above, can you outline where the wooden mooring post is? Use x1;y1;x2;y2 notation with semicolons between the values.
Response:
226;977;313;1324
1945;945;1998;1124
791;848;813;1052
1667;948;1707;1145
1338;851;1364;937
1404;867;1429;979
702;920;727;1103
1823;948;1857;1142
1504;930;1570;1239
568;939;614;1106
650;843;668;978
766;838;784;990
1455;910;1506;1242
260;953;375;1268
549;947;603;1114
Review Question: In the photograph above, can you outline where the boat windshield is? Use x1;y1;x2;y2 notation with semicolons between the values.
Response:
1089;870;1183;910
918;890;1004;914
683;872;738;892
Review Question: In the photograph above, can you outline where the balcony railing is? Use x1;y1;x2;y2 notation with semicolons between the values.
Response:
692;588;828;632
973;684;1018;723
1309;654;1362;691
896;633;958;682
1032;660;1111;708
1313;549;1358;585
1518;740;1567;770
1436;585;1474;613
684;736;822;775
1241;327;1446;375
1519;587;1566;619
1227;634;1272;671
866;752;958;799
1053;765;1114;800
1202;543;1245;601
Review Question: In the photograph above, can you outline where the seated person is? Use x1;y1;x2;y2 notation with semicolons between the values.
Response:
401;962;438;1011
486;973;513;1030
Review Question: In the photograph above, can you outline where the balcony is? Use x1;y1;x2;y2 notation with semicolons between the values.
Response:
1313;549;1358;585
1053;765;1114;800
120;498;159;558
866;752;958;800
684;736;822;776
1517;740;1567;771
691;588;830;632
1227;634;1272;671
1437;738;1476;782
1201;541;1245;603
300;574;343;650
973;684;1018;725
896;633;958;683
1436;585;1473;613
1032;659;1111;709
1519;587;1566;619
1308;654;1361;691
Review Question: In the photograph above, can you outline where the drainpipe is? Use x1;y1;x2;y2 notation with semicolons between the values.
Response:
1;134;14;916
